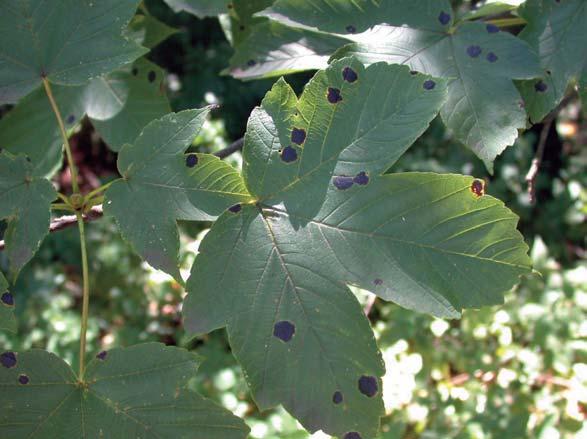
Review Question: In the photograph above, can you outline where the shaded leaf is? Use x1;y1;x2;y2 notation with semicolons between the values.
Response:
517;0;587;122
0;343;249;438
0;153;56;279
127;14;178;48
184;60;532;438
0;272;16;333
105;109;252;281
0;0;147;104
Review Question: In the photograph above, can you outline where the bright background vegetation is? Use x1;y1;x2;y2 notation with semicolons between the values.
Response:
1;0;586;437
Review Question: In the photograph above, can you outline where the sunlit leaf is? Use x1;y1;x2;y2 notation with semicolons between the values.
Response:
0;0;147;104
105;109;252;281
0;344;249;438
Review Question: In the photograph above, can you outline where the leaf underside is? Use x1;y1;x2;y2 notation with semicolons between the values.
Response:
0;344;249;439
184;58;532;438
0;272;16;333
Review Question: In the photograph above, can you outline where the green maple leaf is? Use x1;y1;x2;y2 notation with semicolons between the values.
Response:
0;272;16;333
183;58;532;438
250;0;542;170
0;0;147;104
105;109;252;281
517;0;587;122
0;153;57;279
0;343;249;438
0;58;171;177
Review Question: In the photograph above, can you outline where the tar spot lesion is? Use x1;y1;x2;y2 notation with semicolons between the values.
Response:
66;115;75;125
247;59;257;67
358;375;378;397
535;80;548;93
487;52;498;63
344;432;362;439
229;204;242;213
291;128;306;145
471;179;485;197
353;171;369;186
132;67;139;76
185;154;198;168
467;45;482;58
18;374;29;385
333;176;354;190
273;320;295;342
280;146;298;163
96;351;108;360
486;24;500;33
342;67;358;83
438;11;451;26
332;391;343;404
423;80;436;90
346;25;356;34
1;292;14;307
0;352;17;368
327;87;343;104
148;71;157;83
373;278;383;286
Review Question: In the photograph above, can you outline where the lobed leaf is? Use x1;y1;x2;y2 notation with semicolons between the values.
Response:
0;153;57;279
0;343;249;438
0;272;16;333
184;58;532;438
517;0;587;122
105;109;252;281
0;0;147;104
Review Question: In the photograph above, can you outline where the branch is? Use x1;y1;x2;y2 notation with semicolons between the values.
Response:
0;206;103;251
214;138;244;159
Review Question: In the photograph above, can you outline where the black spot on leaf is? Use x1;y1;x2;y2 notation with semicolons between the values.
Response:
342;67;358;83
247;59;257;67
273;321;295;342
467;45;482;58
471;179;485;197
353;171;369;186
535;80;548;93
0;352;17;368
96;351;107;360
66;114;75;124
229;204;242;213
291;128;306;145
423;80;436;90
332;391;343;404
18;374;29;385
1;292;14;306
344;433;362;439
148;71;157;82
438;11;451;25
346;25;357;34
358;375;378;397
486;24;500;33
185;154;198;168
487;52;498;63
281;146;298;163
327;87;343;104
333;176;354;190
374;278;383;286
132;67;139;76
410;70;418;75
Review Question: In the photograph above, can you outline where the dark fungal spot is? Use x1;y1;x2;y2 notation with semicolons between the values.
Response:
374;278;383;286
291;128;306;145
423;80;436;90
346;25;357;34
327;87;343;104
25;156;31;162
344;433;362;439
96;350;107;360
487;52;498;63
333;176;354;190
281;146;298;163
471;179;485;197
486;23;500;33
410;70;418;75
332;391;343;405
358;375;378;397
66;114;75;124
18;374;29;385
185;154;198;168
148;70;156;82
132;67;139;76
354;171;369;186
535;80;548;93
273;321;295;342
246;59;257;67
342;67;358;83
239;25;245;31
467;45;482;58
438;11;451;25
0;352;17;368
1;292;14;306
229;204;242;213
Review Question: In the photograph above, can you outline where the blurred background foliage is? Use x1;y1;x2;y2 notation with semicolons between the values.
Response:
1;0;586;438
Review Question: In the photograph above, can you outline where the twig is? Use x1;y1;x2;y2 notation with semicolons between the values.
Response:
214;138;244;159
0;206;103;251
